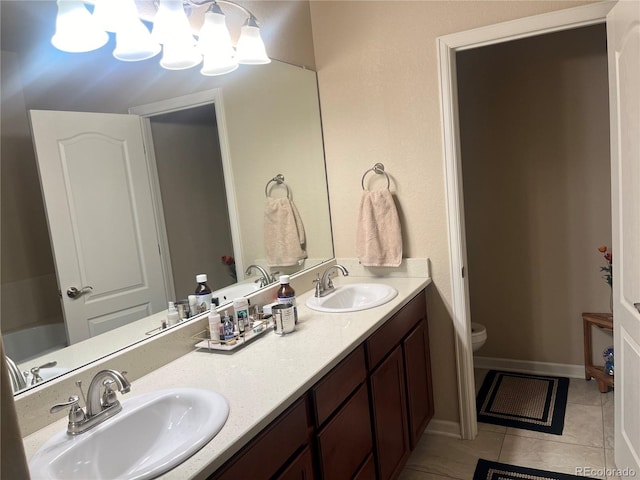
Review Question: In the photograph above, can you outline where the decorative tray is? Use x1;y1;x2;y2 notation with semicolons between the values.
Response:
193;319;272;352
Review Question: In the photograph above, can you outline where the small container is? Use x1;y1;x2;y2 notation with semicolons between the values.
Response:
188;295;198;317
277;275;298;324
221;310;235;343
208;309;221;341
272;303;295;335
166;301;180;326
195;274;213;314
175;300;190;320
233;298;250;334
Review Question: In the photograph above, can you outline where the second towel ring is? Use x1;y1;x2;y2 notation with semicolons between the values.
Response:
361;163;391;190
265;174;291;198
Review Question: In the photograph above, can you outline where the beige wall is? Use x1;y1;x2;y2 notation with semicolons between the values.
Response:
458;24;611;365
309;0;596;423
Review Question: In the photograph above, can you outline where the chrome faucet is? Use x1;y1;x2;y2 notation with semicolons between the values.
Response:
50;369;130;435
245;264;275;287
5;354;27;392
314;264;349;297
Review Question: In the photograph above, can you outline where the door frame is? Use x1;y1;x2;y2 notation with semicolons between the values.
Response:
129;89;244;301
437;1;616;440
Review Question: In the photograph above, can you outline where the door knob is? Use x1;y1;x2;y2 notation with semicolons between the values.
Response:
66;286;93;299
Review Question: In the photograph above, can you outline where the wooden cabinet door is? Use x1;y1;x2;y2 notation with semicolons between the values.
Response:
369;346;410;480
403;319;434;449
316;384;373;480
276;446;315;480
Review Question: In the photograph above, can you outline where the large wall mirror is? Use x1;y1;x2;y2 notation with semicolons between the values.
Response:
1;1;333;395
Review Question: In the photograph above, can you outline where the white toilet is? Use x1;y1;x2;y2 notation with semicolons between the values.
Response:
471;323;487;352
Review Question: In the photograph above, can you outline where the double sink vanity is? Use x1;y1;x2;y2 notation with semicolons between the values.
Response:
22;263;433;480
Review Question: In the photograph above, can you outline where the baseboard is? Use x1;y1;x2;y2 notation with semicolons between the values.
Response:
473;356;584;379
425;419;461;438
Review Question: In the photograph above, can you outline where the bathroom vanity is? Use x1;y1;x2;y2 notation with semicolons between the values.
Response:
23;274;432;480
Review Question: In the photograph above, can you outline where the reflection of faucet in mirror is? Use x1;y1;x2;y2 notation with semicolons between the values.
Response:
314;265;350;298
5;354;27;392
50;369;131;435
245;265;275;287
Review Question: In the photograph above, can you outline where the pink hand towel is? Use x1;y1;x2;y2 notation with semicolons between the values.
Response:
356;189;402;267
264;197;307;267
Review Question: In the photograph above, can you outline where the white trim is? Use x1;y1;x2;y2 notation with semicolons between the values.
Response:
473;356;585;379
425;420;462;439
128;89;246;289
437;1;615;441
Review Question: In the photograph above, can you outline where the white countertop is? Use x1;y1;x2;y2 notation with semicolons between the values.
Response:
23;275;430;480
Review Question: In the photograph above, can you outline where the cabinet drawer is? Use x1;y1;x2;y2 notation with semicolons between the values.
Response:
312;345;366;426
275;445;315;480
317;384;373;480
211;396;310;480
366;291;426;370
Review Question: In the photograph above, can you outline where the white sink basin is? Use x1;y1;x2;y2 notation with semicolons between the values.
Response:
305;283;398;313
29;388;229;480
214;282;261;303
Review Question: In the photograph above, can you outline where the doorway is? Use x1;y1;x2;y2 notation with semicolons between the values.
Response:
457;25;611;373
147;105;235;300
437;2;615;441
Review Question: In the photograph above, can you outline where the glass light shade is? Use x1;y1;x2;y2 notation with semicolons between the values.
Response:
152;0;196;46
160;42;202;70
201;54;238;76
198;11;237;75
51;0;109;53
93;0;137;33
113;20;161;62
235;24;270;65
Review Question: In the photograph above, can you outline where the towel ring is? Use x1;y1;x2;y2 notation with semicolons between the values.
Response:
361;163;391;190
265;174;291;198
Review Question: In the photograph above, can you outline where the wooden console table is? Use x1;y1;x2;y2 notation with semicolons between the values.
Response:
582;312;614;393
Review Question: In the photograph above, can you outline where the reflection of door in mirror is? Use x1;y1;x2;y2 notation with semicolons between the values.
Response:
29;110;168;344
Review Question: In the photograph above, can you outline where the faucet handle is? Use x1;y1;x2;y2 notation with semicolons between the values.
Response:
313;273;322;297
50;395;80;414
102;379;119;407
50;396;86;425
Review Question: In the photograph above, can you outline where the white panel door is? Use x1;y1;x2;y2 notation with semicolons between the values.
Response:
30;110;167;344
607;0;640;474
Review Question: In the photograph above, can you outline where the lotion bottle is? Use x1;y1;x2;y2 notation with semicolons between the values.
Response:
208;309;221;341
166;301;180;326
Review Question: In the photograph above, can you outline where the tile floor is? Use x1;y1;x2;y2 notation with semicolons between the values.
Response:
399;369;617;480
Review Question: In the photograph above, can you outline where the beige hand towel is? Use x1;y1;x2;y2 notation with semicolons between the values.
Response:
356;189;402;267
264;197;307;267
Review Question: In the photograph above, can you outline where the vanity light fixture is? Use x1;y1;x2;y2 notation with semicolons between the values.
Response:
51;0;270;75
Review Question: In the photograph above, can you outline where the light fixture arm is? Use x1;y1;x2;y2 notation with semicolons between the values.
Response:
186;0;260;24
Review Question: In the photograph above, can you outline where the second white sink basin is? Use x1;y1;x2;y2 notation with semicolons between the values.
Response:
306;283;398;313
29;388;229;480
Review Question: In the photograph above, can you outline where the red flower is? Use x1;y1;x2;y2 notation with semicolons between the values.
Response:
221;255;235;266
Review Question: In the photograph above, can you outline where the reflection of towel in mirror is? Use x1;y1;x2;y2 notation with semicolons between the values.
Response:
356;189;402;267
264;197;307;267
